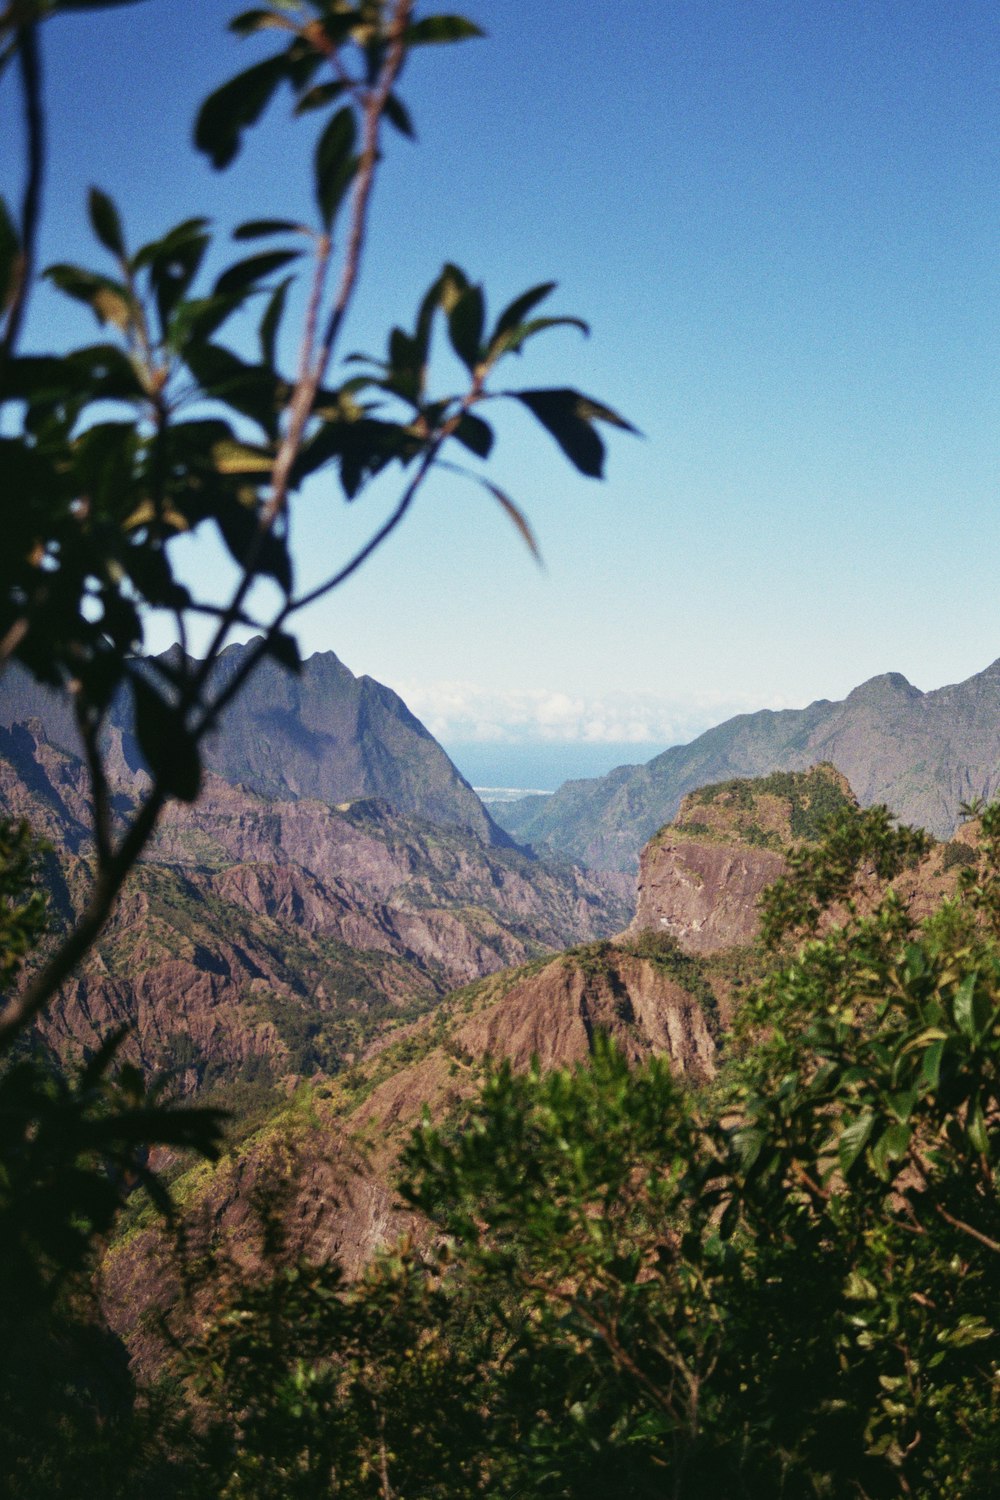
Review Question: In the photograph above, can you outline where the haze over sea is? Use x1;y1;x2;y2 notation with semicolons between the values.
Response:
445;740;666;797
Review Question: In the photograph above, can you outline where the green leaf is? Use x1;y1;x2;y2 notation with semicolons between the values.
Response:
453;411;493;459
920;1037;946;1089
293;80;348;116
259;275;292;369
512;387;636;479
489;314;590;360
314;107;358;229
448;284;485;371
479;478;540;561
953;973;978;1039
263;631;301;673
967;1096;990;1157
44;264;135;330
184;342;282;435
229;7;297;34
0;197;18;315
211;439;274;474
130;673;201;802
215;500;292;592
403;16;486;45
383;92;415;139
143;223;211;335
213;249;302;298
732;1125;766;1175
838;1110;875;1176
871;1122;911;1179
87;186;126;259
490;281;555;345
233;218;304;240
194;55;289;170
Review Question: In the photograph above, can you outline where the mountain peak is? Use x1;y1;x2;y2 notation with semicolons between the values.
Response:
844;671;921;704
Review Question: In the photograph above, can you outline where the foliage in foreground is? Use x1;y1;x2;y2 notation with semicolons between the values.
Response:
129;802;1000;1498
6;809;1000;1496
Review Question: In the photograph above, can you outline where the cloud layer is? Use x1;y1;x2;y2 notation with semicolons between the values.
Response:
393;680;795;747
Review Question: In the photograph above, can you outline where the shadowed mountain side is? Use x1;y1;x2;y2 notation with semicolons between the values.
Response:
494;659;1000;870
0;640;511;847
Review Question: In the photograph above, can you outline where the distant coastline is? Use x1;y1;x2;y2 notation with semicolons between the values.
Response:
475;786;554;805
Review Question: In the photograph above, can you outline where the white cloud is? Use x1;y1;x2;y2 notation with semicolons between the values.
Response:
392;679;797;747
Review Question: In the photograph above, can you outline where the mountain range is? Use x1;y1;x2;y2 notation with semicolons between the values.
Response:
0;655;629;1091
0;640;507;848
495;658;1000;870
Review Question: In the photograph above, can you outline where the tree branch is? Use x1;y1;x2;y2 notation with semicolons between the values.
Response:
1;21;44;365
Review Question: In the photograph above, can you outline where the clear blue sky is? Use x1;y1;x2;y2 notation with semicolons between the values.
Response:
4;1;999;784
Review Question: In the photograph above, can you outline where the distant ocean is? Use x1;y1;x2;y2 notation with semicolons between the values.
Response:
444;740;666;799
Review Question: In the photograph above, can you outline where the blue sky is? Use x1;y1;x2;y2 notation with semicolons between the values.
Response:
4;1;999;784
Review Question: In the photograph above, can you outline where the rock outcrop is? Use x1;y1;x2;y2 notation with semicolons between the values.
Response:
628;765;854;953
631;837;787;954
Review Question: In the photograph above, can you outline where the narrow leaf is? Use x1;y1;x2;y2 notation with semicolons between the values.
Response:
194;55;289;170
264;631;302;673
448;283;484;371
491;281;555;344
293;80;347;116
453;411;493;459
229;7;297;34
953;973;978;1039
233;218;304;240
259;274;292;368
314;106;358;229
213;249;302;298
403;16;485;45
87;186;126;259
838;1110;875;1176
512;387;637;478
481;478;540;561
383;92;416;138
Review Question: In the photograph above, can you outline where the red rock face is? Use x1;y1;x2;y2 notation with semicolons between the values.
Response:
454;950;716;1080
630;837;787;954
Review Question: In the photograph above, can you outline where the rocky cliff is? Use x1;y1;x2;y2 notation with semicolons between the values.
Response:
495;658;1000;869
102;933;721;1373
628;765;853;953
3;722;630;1088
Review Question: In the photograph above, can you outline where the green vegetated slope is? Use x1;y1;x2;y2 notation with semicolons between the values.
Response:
496;658;1000;869
666;762;857;850
102;926;738;1364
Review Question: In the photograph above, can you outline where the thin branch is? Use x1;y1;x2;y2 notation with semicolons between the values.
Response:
1;21;44;364
317;1;413;368
934;1202;1000;1256
184;3;411;708
291;435;440;611
265;0;414;524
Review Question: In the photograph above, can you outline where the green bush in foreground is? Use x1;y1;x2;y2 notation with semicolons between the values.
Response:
183;804;1000;1496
